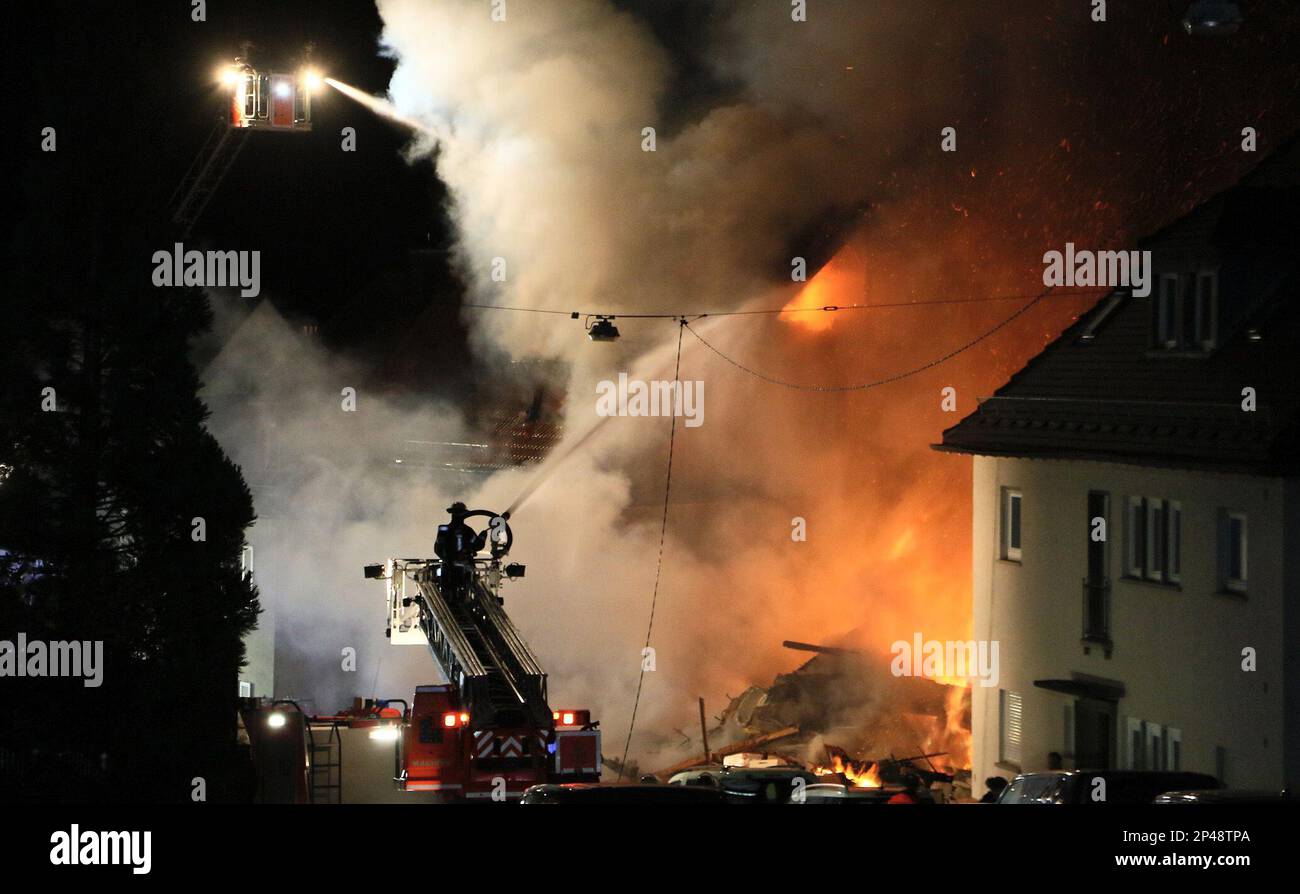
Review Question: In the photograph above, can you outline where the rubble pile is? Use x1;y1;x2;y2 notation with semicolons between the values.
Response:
649;643;972;799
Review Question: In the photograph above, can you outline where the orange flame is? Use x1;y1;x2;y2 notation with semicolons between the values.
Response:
778;259;863;332
814;755;883;788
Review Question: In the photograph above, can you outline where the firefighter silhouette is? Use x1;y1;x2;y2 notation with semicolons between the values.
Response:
435;502;490;596
435;502;488;562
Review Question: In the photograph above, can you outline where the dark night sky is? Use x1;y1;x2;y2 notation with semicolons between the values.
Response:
9;1;1300;374
4;0;768;397
162;1;453;332
10;1;448;344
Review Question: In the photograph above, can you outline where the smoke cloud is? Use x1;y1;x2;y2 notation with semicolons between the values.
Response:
364;0;1062;767
200;0;1295;771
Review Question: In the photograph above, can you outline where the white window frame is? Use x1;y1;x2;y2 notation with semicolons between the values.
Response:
1000;689;1023;766
1220;510;1248;594
1001;488;1023;562
1126;496;1180;583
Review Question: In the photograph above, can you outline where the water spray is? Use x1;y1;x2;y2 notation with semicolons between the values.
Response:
324;77;437;136
505;318;695;518
504;415;616;518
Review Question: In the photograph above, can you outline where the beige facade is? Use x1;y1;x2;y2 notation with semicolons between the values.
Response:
970;454;1299;796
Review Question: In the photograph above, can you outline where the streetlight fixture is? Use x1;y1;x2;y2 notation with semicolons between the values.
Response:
586;315;620;342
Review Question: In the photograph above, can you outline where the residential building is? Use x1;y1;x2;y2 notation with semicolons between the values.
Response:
936;137;1300;794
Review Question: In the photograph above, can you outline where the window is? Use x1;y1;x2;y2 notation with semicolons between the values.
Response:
1154;274;1181;348
1152;270;1218;352
1168;502;1182;584
1125;496;1180;583
1084;492;1111;642
1125;497;1144;577
1126;720;1181;771
1219;510;1248;593
241;74;255;118
1147;499;1166;580
999;689;1023;766
1193;272;1218;349
1001;488;1022;561
1063;703;1075;766
1166;728;1182;772
1126;717;1145;769
1147;723;1165;771
238;680;252;698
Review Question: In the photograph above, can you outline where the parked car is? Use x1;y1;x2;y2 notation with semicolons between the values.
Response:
666;766;726;788
715;767;820;804
997;770;1221;804
520;783;726;804
1154;788;1296;804
667;764;820;803
792;782;897;804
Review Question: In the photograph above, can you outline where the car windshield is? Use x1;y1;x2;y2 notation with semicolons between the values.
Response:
999;775;1062;803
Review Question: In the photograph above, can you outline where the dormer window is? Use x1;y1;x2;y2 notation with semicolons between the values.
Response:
1152;270;1218;352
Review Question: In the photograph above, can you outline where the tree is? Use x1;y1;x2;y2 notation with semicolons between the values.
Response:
0;3;260;802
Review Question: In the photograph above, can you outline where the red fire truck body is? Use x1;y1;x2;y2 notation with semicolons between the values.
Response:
403;685;588;799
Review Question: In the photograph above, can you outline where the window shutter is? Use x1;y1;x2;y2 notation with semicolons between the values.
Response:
1001;690;1023;765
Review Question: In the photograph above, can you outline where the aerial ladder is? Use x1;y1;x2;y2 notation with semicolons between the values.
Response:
170;55;321;237
364;504;601;800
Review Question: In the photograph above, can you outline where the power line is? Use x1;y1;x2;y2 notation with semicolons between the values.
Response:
682;286;1059;392
461;302;575;315
694;288;1106;317
458;287;1109;321
617;320;685;780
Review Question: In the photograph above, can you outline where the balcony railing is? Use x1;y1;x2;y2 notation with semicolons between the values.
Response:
1082;578;1111;646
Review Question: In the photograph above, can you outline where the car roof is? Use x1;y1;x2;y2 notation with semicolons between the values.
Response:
521;783;725;803
1015;770;1219;781
1155;788;1292;803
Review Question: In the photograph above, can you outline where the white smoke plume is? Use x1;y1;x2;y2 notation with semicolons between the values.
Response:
364;0;1021;770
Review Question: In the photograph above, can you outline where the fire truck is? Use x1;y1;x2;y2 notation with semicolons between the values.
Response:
363;505;601;800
